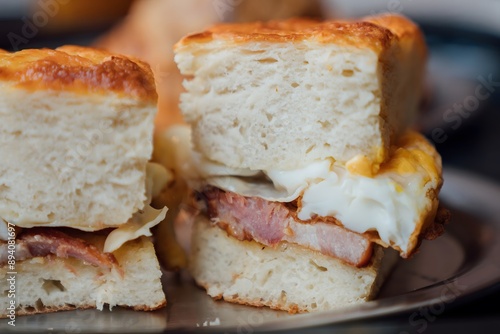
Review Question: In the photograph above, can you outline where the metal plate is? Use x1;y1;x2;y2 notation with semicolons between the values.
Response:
3;167;500;333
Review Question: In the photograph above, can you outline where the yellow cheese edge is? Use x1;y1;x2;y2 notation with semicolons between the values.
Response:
346;131;439;183
103;162;171;253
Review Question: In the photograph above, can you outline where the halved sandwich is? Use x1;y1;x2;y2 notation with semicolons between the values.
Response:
171;14;448;313
0;46;168;316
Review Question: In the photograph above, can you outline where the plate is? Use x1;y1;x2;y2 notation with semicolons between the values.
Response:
3;167;500;333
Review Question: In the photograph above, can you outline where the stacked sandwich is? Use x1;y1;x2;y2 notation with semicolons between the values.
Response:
0;46;168;316
173;14;447;313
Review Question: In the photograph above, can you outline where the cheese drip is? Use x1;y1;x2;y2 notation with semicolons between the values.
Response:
103;162;170;253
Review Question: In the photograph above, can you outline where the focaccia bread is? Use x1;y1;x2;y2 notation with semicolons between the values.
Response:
174;15;426;170
0;46;158;231
190;217;398;313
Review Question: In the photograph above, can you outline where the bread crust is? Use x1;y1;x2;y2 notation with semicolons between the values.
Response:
190;218;396;313
0;45;157;102
13;301;168;316
174;14;427;169
0;234;166;318
175;14;426;56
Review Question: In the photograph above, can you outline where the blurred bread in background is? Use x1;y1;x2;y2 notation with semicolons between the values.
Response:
95;0;218;129
34;0;133;34
233;0;322;22
95;0;324;131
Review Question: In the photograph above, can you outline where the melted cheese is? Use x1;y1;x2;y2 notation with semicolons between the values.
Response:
103;162;171;253
346;155;377;177
104;205;168;253
347;131;438;178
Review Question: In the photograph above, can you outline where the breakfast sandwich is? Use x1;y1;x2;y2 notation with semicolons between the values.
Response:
172;14;448;313
0;46;168;316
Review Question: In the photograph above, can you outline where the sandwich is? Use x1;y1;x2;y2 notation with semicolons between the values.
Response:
0;46;168;317
171;14;449;313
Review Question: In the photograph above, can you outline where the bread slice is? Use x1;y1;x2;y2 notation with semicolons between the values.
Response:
174;14;426;170
189;217;398;313
0;236;165;317
0;46;158;231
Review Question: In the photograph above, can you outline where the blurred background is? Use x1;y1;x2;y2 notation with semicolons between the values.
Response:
0;0;499;332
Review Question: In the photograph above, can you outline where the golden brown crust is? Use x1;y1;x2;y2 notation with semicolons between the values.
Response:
192;241;387;313
365;14;427;57
204;286;303;313
175;14;426;55
0;45;157;102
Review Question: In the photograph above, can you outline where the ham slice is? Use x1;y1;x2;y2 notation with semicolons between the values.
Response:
0;228;116;269
202;187;374;267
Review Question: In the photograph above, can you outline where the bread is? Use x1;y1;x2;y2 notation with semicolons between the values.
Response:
0;46;169;318
174;15;426;170
0;236;165;317
190;217;398;313
0;46;158;230
171;14;445;314
233;0;323;22
95;0;325;132
171;14;446;314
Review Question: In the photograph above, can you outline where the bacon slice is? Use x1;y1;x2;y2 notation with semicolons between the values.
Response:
0;228;116;269
202;187;374;267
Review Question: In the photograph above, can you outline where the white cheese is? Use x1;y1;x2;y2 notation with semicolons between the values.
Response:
103;162;171;253
103;205;167;253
